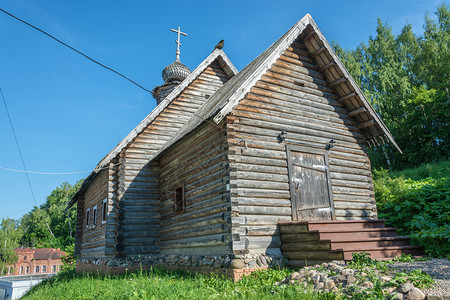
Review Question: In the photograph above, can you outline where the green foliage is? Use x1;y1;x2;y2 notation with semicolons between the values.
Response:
387;270;434;289
20;180;83;249
373;164;450;257
334;4;450;170
0;218;23;275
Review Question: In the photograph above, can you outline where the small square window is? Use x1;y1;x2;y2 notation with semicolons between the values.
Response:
174;185;185;215
42;265;47;273
102;199;107;223
93;206;98;226
35;266;40;273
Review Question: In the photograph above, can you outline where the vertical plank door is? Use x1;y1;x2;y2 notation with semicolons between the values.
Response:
287;146;334;221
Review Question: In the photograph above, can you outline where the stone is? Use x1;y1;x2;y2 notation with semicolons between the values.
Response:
406;288;425;300
106;260;118;267
399;282;415;293
324;280;336;290
308;270;317;277
259;254;267;266
212;258;222;268
289;272;300;281
223;256;231;268
312;274;321;285
332;274;345;284
248;259;257;268
380;276;393;283
230;259;245;269
256;256;263;267
383;287;396;294
315;282;324;290
347;275;356;285
425;295;442;300
244;257;251;264
361;281;373;289
391;292;404;300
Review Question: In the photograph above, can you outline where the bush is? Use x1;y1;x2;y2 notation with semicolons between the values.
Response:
373;167;449;257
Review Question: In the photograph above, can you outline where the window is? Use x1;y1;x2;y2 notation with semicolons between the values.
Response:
86;208;90;227
42;265;47;273
26;266;29;274
8;267;13;274
23;256;27;260
102;199;107;223
35;266;40;273
20;266;24;274
174;185;185;214
93;206;97;226
52;265;57;272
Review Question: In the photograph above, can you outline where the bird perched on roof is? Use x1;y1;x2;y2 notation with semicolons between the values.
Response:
215;40;224;49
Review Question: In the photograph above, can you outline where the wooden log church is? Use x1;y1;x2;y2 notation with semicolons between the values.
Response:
69;14;421;276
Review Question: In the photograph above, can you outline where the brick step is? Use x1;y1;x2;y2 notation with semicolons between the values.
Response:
318;228;399;240
308;220;387;231
342;245;423;260
331;237;411;251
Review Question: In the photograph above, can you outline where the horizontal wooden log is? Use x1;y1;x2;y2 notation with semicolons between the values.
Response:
348;106;367;117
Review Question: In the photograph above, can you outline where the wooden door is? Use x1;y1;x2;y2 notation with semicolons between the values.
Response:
287;146;334;221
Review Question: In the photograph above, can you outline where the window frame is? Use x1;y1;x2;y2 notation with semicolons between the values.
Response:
52;265;57;273
20;266;24;274
174;185;186;215
86;208;91;228
102;199;107;224
35;266;40;273
92;205;98;227
42;265;47;273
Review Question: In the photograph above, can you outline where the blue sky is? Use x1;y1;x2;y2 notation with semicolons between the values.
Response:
0;0;446;220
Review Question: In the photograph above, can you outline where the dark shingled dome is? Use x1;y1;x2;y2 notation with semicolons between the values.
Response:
162;60;191;83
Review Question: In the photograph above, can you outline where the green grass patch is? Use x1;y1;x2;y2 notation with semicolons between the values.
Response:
22;268;343;300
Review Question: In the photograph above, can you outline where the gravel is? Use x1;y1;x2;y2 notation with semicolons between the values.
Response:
388;259;450;298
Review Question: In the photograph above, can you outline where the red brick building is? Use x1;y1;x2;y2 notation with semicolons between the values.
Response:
4;248;66;276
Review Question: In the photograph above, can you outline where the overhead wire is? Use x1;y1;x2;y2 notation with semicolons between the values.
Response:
1;84;57;241
0;8;151;93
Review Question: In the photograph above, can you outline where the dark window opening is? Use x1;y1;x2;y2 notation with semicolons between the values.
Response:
86;209;90;226
174;186;185;214
102;200;107;222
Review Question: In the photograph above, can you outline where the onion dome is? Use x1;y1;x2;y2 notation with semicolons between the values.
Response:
162;60;191;83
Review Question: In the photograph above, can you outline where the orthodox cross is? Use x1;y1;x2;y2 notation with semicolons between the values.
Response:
170;26;187;61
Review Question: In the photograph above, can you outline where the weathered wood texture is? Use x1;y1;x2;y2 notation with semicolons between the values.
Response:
228;37;376;255
159;120;231;255
78;170;108;258
115;60;232;257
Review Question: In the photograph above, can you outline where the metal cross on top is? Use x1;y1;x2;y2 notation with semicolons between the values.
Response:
170;26;187;61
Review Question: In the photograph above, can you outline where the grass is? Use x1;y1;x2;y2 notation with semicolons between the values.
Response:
389;159;450;180
21;267;343;300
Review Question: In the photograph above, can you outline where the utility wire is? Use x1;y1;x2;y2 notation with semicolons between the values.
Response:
0;8;151;93
0;85;38;206
0;163;120;175
1;84;55;240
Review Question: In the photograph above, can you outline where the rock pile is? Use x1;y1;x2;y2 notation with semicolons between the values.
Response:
277;260;434;299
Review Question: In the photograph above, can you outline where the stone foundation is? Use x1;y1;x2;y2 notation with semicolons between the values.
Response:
76;254;285;282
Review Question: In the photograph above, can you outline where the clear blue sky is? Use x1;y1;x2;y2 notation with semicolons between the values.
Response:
0;0;445;220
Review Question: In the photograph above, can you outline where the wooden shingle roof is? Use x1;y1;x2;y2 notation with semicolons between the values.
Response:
152;14;401;159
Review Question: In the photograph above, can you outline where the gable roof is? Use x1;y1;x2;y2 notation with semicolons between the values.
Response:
68;49;237;207
152;14;401;158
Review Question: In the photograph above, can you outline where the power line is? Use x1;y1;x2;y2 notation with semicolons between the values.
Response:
0;85;38;206
0;163;120;175
0;8;151;93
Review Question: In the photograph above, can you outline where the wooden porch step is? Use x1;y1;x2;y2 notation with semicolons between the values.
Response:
342;245;424;260
307;220;387;231
331;236;411;251
278;220;424;265
318;228;398;240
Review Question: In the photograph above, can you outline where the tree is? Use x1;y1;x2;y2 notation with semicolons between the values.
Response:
334;4;449;170
0;218;22;275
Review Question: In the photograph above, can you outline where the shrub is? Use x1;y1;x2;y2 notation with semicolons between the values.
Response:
374;167;449;257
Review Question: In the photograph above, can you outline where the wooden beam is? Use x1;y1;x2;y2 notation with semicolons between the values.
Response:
302;31;316;41
338;92;357;102
311;47;326;58
357;119;375;129
348;107;367;117
329;77;347;88
320;61;336;72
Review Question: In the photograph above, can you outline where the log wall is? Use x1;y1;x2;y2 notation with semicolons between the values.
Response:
228;37;376;255
159;121;231;255
111;60;232;257
78;169;108;258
